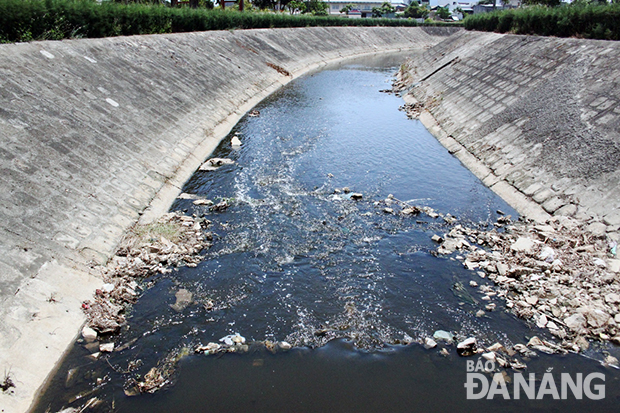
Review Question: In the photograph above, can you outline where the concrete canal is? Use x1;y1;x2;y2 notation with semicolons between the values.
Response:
32;54;620;413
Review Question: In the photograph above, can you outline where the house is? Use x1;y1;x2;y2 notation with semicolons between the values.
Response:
326;0;387;17
391;1;409;12
472;0;521;13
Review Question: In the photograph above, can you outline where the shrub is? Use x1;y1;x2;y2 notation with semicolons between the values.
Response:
463;3;620;40
0;0;461;43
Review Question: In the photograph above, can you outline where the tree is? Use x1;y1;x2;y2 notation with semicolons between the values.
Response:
404;1;429;18
252;0;277;9
287;0;306;13
372;1;396;17
436;5;451;19
304;0;328;14
522;0;561;5
340;3;354;14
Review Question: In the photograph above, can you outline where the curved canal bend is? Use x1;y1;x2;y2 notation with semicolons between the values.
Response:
34;53;620;413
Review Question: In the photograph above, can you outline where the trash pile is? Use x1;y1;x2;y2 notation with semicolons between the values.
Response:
124;347;192;396
194;333;293;356
433;214;620;352
82;212;213;336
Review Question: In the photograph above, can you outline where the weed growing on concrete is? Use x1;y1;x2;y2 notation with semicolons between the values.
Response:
1;369;15;392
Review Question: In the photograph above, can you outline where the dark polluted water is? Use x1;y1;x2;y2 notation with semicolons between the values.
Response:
34;54;620;413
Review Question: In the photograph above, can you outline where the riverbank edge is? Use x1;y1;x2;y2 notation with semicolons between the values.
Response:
403;93;552;224
396;31;620;237
0;28;458;413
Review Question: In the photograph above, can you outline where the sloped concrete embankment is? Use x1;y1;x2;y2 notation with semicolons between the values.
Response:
401;31;620;236
0;27;458;412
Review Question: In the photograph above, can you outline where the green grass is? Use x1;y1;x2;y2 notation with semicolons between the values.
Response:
0;0;461;43
463;3;620;40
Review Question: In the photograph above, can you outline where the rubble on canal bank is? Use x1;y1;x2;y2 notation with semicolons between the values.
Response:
433;213;619;353
82;212;213;336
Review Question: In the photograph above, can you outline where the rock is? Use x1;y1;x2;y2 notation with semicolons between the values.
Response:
604;354;619;368
593;258;607;268
101;283;115;293
99;342;114;352
564;313;587;332
193;199;214;206
444;214;457;224
177;193;200;200
278;341;292;351
575;336;590;351
482;352;496;362
605;293;620;304
220;333;245;346
475;309;485;317
533;345;556;355
231;136;242;146
424;337;437;349
383;208;394;214
469;280;478;287
65;367;79;388
431;234;443;243
196;342;221;354
343;187;351;193
538;247;555;263
584;308;610;328
170;289;193;312
510;237;538;254
350;193;363;200
608;259;620;273
456;337;477;357
536;313;548;328
551;259;563;272
496;263;508;277
525;295;538;306
402;207;420;215
586;222;607;237
199;158;234;171
554;204;577;217
209;158;235;167
82;326;98;343
433;330;454;345
487;343;504;352
439;348;450;357
527;336;544;347
464;260;479;270
485;303;496;311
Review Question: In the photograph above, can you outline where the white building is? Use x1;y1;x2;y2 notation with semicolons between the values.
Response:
326;0;388;17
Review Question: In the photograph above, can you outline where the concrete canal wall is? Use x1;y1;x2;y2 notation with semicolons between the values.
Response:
402;31;620;236
0;26;457;412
